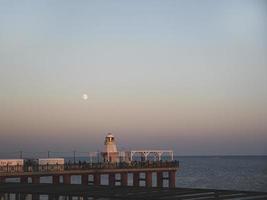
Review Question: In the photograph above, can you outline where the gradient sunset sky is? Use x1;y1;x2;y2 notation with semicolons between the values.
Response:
0;0;266;155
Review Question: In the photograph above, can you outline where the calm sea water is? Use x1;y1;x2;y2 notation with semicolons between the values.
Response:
175;156;267;192
5;156;267;192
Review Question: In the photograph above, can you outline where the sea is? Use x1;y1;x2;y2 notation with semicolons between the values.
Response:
4;156;267;192
175;156;267;192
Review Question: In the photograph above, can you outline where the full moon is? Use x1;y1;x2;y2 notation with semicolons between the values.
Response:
82;94;88;100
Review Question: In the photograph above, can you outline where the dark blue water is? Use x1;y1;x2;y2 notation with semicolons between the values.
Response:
175;156;267;192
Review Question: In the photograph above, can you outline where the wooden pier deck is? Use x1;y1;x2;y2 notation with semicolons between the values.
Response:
0;183;267;200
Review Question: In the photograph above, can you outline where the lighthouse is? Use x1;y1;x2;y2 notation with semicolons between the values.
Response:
102;133;119;163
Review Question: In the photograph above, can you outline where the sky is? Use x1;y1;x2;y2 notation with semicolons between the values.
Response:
0;0;267;156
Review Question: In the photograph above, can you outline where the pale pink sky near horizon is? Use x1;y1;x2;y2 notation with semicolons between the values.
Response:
0;0;267;155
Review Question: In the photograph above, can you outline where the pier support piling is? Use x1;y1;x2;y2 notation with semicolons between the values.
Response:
146;171;152;187
81;174;88;186
169;171;176;188
109;173;115;186
0;177;5;184
20;176;28;184
94;173;100;186
121;172;128;186
63;175;71;184
15;193;20;200
32;176;40;184
32;194;39;200
157;172;163;187
20;194;27;200
133;172;139;187
53;175;60;184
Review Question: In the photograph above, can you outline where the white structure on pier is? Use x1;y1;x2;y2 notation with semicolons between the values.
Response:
100;133;174;163
102;133;119;163
130;150;174;161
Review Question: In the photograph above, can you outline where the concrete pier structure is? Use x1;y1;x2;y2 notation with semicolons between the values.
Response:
0;161;178;188
157;171;163;187
121;172;128;186
32;176;40;184
169;171;176;188
63;174;71;184
109;173;115;186
0;134;178;189
82;174;88;186
133;172;139;187
52;175;60;184
94;173;100;186
0;177;4;184
146;171;152;187
20;176;28;184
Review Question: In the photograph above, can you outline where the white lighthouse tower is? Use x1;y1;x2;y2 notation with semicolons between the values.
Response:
102;133;119;163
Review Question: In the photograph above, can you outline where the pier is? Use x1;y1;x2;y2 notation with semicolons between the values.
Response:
0;134;178;188
0;161;179;188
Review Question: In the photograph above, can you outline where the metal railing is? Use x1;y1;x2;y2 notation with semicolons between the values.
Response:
65;160;179;170
0;161;179;174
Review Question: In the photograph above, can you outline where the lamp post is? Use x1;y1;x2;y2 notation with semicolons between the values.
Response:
73;150;76;164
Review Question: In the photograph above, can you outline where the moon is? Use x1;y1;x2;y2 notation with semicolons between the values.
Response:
82;94;88;100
